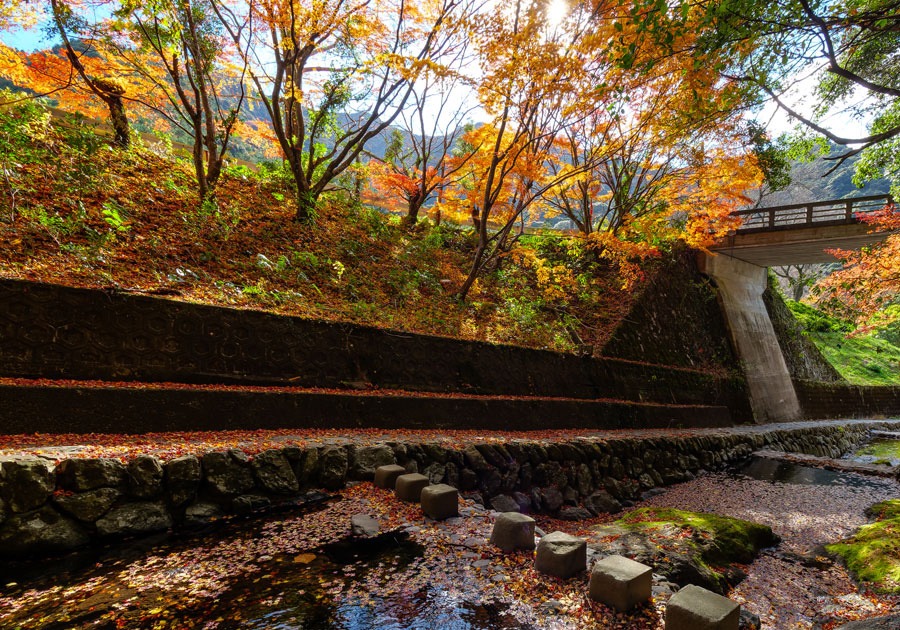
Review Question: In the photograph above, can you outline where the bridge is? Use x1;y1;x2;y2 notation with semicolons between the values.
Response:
712;194;893;266
701;194;896;424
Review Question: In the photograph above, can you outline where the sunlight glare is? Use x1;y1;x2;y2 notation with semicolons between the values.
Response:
547;0;569;27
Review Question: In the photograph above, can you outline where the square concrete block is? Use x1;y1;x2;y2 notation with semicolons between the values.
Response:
420;483;458;520
374;464;406;489
394;473;430;502
665;584;740;630
589;555;652;611
490;512;536;553
535;531;587;578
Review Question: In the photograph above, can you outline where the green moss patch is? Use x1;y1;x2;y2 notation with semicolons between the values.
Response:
827;499;900;594
591;507;779;593
853;440;900;467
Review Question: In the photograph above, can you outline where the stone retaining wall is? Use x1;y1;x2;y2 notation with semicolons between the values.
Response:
795;381;900;419
0;278;751;416
0;422;888;560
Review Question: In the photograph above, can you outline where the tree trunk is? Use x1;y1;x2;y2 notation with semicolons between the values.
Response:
106;95;130;149
458;241;486;302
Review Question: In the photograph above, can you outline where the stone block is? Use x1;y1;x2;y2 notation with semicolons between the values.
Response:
535;531;587;578
394;473;430;502
490;512;535;553
374;465;406;489
665;584;740;630
589;555;652;611
421;484;458;520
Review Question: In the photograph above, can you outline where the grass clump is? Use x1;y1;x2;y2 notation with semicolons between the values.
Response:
827;499;900;594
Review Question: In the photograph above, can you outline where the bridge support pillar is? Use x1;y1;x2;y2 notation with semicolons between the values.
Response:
698;252;801;423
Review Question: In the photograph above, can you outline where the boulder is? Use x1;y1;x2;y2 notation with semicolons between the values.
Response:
203;451;255;498
558;506;593;521
421;484;458;520
490;494;521;513
184;502;224;528
349;445;394;480
589;555;652;611
665;584;740;630
0;506;89;557
96;502;172;538
374;465;406;489
57;458;127;492
535;531;587;578
0;457;55;513
252;450;299;494
231;494;271;514
54;487;121;522
490;512;535;553
318;446;349;490
585;490;622;515
539;486;564;512
295;447;319;485
351;514;380;537
165;455;201;507
128;455;164;499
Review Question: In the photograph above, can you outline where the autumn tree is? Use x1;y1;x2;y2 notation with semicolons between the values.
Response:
367;37;476;227
211;0;469;222
112;0;248;204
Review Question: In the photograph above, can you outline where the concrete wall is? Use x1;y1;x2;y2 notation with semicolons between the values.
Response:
698;253;802;422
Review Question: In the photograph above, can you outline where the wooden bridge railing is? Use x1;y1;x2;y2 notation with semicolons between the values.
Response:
734;194;894;233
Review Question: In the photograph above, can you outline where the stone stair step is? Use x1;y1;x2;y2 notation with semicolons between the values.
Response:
0;378;734;434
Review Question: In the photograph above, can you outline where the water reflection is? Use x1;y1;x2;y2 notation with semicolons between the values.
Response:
735;457;889;489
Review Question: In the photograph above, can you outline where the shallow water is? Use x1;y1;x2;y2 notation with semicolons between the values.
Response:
849;438;900;466
734;456;891;488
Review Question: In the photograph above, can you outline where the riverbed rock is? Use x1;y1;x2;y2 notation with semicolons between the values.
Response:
128;455;164;499
165;455;201;507
252;450;299;494
57;458;127;492
590;508;778;594
535;531;587;578
54;487;121;522
203;451;255;498
318;447;349;490
351;514;380;537
538;486;564;512
96;502;172;538
835;614;900;629
558;506;593;521
0;457;55;513
0;505;89;557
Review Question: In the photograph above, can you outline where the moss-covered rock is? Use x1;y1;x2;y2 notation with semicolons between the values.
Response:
827;499;900;593
589;507;779;594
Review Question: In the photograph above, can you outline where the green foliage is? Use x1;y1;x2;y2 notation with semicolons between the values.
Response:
827;500;900;594
786;300;852;333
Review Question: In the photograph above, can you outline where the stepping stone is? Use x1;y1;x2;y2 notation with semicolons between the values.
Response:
589;555;652;611
420;483;458;520
490;512;535;552
374;465;406;489
535;531;586;578
665;584;740;630
394;473;430;502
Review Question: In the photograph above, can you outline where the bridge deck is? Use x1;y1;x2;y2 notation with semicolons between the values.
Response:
713;195;895;266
